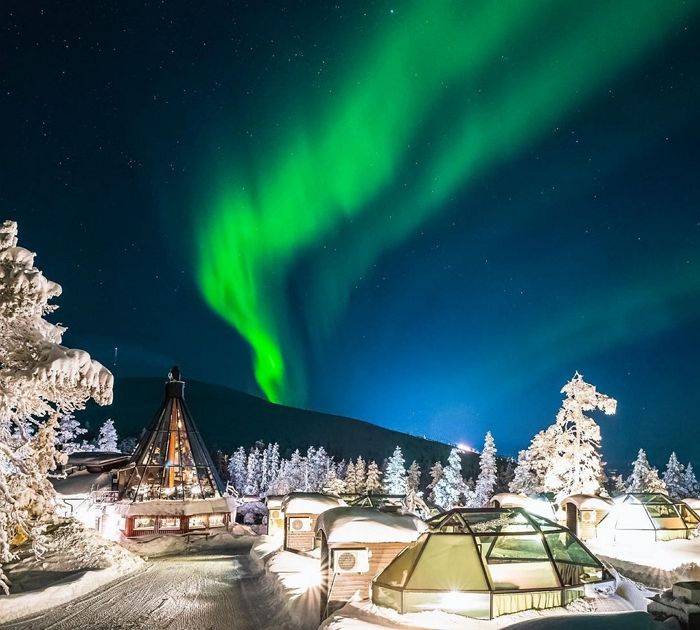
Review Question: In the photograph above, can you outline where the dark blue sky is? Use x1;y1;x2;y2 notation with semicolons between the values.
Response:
2;2;699;472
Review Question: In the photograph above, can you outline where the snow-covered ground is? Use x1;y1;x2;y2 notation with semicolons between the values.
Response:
588;538;700;589
251;538;669;630
4;537;303;630
0;520;143;625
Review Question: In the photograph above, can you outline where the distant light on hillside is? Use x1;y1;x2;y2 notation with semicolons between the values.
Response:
457;442;477;453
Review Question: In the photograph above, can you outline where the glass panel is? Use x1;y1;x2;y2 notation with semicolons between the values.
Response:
375;535;427;588
209;514;225;527
480;534;559;590
407;535;489;591
680;505;700;525
615;504;650;529
465;511;535;533
372;584;403;611
403;591;490;619
527;514;564;532
544;533;602;585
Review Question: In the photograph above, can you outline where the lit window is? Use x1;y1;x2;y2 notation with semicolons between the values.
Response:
134;516;155;530
189;515;207;529
159;516;180;530
209;514;225;527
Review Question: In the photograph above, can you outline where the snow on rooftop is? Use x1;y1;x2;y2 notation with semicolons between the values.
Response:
115;496;236;517
51;470;113;496
315;507;427;544
559;495;613;511
683;498;700;511
281;492;345;515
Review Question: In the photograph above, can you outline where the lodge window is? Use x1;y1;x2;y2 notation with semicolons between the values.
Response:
189;515;207;529
134;516;155;530
209;514;225;528
159;516;180;530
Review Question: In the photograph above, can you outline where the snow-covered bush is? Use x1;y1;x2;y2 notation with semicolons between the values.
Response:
0;220;113;594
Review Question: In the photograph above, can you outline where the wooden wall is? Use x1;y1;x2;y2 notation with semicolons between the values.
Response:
284;512;318;552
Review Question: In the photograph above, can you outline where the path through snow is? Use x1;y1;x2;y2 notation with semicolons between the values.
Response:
3;541;304;630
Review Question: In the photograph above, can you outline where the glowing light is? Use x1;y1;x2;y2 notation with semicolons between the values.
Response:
196;1;696;403
457;443;476;453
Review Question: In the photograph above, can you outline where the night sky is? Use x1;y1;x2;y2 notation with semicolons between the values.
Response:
2;1;699;471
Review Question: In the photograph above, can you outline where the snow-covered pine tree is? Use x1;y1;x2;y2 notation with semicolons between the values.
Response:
96;419;119;451
55;414;87;454
228;447;247;495
307;446;330;492
286;449;305;491
365;460;382;493
345;460;357;494
544;373;617;498
303;446;316;491
383;446;407;495
432;448;465;509
0;220;113;594
683;463;699;498
118;436;138;455
244;447;262;495
495;458;515;494
261;443;281;493
663;452;686;499
427;461;443;504
323;461;346;495
626;449;666;493
404;461;424;513
355;456;367;494
509;442;545;495
472;432;497;507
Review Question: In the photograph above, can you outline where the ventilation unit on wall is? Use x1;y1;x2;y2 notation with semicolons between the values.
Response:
332;548;370;574
288;516;313;532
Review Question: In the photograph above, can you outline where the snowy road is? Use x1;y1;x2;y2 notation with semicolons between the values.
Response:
4;541;304;630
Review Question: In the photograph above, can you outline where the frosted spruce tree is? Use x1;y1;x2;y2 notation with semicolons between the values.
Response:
55;414;87;454
383;446;407;494
285;449;305;491
96;419;119;451
511;373;616;498
0;220;113;594
683;463;699;498
117;436;138;455
432;448;465;509
354;456;367;494
244;447;262;495
345;460;357;493
472;432;497;507
626;449;666;493
228;446;247;495
404;460;428;515
323;462;346;495
663;452;686;499
365;460;382;493
427;461;443;504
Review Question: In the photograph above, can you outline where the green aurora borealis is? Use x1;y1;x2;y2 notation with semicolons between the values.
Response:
196;1;697;405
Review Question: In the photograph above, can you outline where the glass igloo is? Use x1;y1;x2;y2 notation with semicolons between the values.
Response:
372;508;611;619
596;493;700;543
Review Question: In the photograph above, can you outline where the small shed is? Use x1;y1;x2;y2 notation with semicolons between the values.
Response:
315;507;427;618
266;495;285;537
282;492;346;552
559;494;613;540
490;493;559;521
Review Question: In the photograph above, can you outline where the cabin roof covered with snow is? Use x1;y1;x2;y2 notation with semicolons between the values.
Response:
315;506;427;543
115;496;236;517
683;498;700;510
281;492;345;514
67;451;129;471
51;470;113;496
560;494;613;510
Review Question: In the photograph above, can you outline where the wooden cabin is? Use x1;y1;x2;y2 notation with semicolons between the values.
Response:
559;494;613;540
282;492;345;552
314;506;427;619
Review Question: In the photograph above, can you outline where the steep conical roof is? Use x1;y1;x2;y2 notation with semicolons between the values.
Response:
116;367;225;501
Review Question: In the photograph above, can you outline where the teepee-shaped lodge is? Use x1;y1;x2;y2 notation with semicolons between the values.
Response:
114;367;236;537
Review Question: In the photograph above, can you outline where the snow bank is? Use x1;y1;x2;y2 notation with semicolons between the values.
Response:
0;520;143;624
52;470;113;496
589;538;700;589
250;536;322;628
320;576;664;630
122;526;256;558
316;507;427;543
682;498;700;511
282;492;346;515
